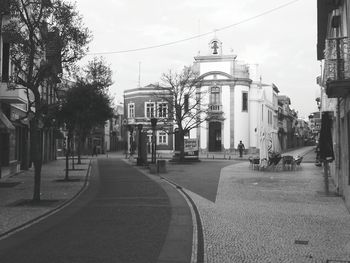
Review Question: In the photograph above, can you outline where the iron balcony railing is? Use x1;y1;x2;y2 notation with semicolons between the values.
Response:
324;37;350;81
208;104;222;112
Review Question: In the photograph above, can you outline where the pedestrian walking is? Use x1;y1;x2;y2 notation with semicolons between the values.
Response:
238;140;245;157
92;145;97;157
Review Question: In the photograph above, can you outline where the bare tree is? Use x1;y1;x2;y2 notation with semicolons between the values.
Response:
3;0;91;201
156;66;208;161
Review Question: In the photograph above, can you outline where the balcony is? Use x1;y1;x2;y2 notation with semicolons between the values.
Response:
0;82;29;104
324;37;350;98
208;104;222;112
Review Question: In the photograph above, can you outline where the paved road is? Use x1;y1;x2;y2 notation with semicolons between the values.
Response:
165;160;239;202
0;159;171;263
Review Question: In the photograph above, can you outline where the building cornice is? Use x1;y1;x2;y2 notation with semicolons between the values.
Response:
199;78;252;87
194;55;237;62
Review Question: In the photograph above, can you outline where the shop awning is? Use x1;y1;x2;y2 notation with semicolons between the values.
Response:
0;111;15;132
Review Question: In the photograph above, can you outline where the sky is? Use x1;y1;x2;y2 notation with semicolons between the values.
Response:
74;0;320;119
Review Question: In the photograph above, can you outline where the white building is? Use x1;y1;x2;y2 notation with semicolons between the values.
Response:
192;38;279;153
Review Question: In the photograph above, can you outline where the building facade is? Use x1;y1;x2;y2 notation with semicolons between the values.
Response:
192;38;282;153
0;6;30;177
109;104;125;152
0;1;61;177
317;0;350;209
124;84;174;154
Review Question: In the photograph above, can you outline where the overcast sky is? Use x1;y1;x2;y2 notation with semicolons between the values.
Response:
74;0;320;119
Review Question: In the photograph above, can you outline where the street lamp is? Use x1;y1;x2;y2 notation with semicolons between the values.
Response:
150;118;158;163
137;124;143;165
127;124;134;156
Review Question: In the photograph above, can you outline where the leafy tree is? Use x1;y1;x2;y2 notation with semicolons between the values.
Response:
57;80;113;179
156;66;208;161
3;0;91;201
83;56;113;91
73;57;113;164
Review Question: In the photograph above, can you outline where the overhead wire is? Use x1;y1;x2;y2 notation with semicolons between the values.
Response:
87;0;300;55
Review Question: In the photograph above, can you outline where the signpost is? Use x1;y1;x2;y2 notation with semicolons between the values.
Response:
184;138;199;160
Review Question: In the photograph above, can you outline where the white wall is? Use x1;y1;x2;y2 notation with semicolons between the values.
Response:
222;85;231;149
200;61;231;75
234;85;250;148
249;100;260;148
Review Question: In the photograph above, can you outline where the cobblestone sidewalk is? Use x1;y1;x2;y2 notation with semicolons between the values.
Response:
0;157;91;237
186;156;350;262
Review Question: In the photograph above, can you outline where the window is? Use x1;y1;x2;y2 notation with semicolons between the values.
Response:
210;87;220;105
128;103;135;118
261;105;264;120
268;110;272;125
158;102;168;118
145;102;155;118
242;92;248;112
157;131;168;145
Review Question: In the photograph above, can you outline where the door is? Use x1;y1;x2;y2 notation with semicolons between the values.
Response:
209;122;222;152
0;132;10;166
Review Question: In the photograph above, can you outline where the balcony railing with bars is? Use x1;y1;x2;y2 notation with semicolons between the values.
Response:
208;104;222;112
324;37;350;98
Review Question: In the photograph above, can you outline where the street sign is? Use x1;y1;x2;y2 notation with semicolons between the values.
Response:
184;139;199;159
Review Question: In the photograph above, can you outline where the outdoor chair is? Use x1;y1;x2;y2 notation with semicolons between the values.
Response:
249;157;260;170
294;156;303;169
248;156;253;168
282;155;295;171
268;153;282;171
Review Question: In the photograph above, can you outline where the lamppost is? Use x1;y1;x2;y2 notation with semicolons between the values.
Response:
150;118;158;163
127;124;134;156
137;123;143;165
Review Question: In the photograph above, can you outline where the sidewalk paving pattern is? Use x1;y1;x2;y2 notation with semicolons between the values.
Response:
163;147;350;262
1;147;350;262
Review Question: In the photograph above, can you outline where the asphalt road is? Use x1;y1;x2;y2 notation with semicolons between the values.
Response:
165;160;239;203
0;159;171;263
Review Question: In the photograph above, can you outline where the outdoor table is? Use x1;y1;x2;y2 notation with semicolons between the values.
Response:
282;155;295;170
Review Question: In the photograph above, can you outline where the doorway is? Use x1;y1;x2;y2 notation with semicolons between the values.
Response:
209;122;222;152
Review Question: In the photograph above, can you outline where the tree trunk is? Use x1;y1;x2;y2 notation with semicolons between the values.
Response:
70;135;75;170
77;136;82;164
65;134;71;181
65;148;69;181
179;130;185;162
31;120;42;201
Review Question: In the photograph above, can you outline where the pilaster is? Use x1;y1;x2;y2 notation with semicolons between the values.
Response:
230;84;235;150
